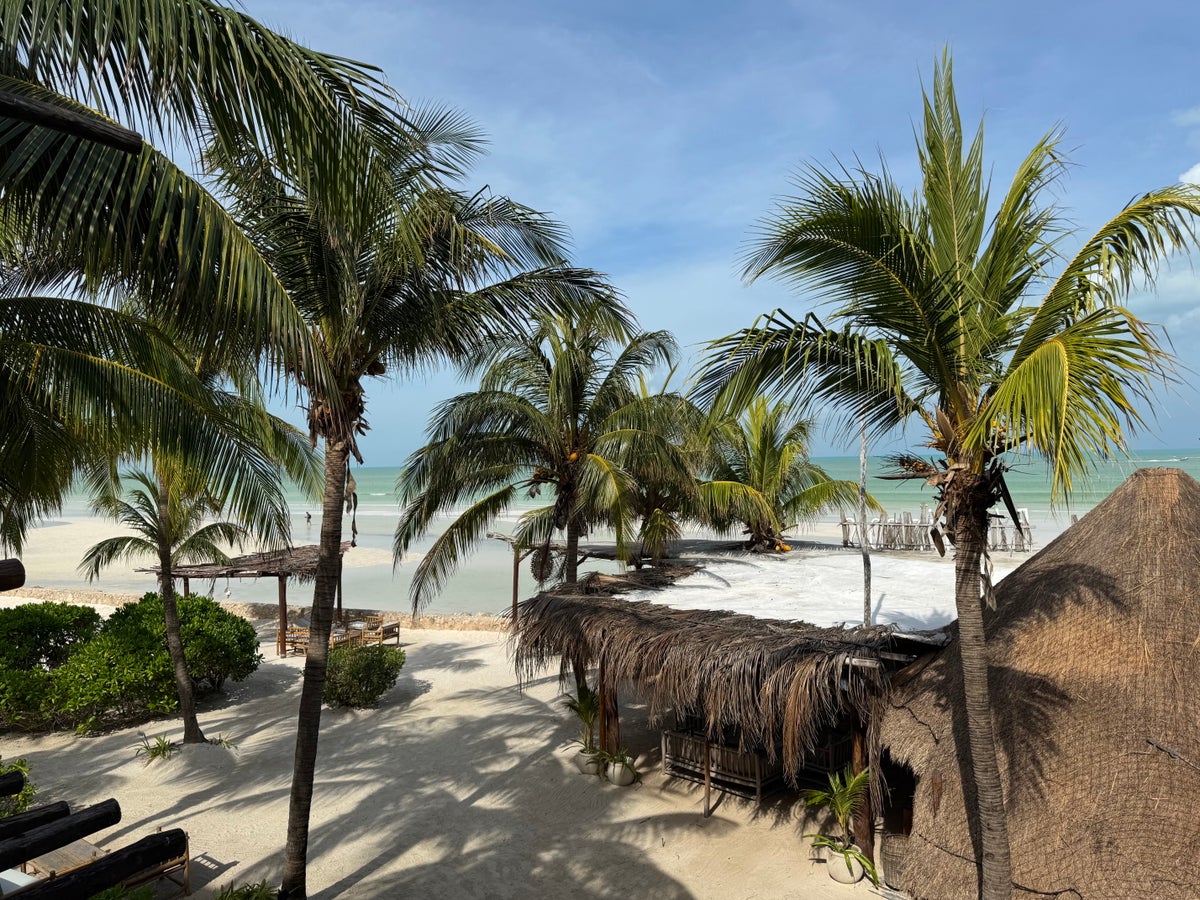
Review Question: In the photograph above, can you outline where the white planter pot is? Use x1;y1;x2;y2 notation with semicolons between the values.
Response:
606;763;636;786
826;845;865;884
573;750;602;775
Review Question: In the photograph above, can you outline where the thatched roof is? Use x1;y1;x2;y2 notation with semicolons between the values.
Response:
515;573;940;775
137;542;352;584
880;468;1200;900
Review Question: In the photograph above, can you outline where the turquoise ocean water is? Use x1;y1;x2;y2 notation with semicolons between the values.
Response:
32;450;1200;615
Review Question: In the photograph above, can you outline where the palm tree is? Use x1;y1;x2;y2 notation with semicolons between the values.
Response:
0;0;410;549
395;312;678;611
213;119;628;897
705;397;873;550
697;54;1200;900
79;468;247;743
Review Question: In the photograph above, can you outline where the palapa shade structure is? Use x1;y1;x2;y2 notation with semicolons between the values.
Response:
138;542;352;656
514;582;938;778
879;468;1200;899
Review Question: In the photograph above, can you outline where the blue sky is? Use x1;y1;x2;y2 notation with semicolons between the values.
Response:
254;0;1200;462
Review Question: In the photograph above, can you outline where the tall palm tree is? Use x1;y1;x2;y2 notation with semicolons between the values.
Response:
213;118;628;897
705;397;874;550
395;312;678;611
698;54;1200;899
0;0;411;548
79;467;247;743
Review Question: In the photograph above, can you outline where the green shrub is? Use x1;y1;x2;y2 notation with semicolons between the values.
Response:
134;734;180;764
324;645;406;709
0;756;35;817
0;593;261;733
0;602;101;670
0;668;53;731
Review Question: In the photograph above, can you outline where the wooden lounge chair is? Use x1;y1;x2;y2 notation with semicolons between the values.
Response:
361;615;402;646
283;627;310;656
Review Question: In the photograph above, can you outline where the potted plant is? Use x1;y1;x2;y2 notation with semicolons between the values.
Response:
802;765;879;886
563;685;601;775
597;748;639;786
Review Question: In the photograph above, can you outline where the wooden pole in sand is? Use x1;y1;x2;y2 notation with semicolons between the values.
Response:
277;575;288;657
851;709;875;861
511;546;520;626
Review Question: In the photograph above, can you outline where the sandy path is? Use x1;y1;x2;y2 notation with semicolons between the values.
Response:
3;630;872;899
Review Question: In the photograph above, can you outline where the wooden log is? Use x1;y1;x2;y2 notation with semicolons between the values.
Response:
0;769;25;797
0;558;25;592
0;802;70;842
0;90;143;154
851;712;875;862
12;829;187;900
0;799;120;870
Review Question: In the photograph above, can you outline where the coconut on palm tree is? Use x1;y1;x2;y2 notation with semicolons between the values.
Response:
698;53;1200;900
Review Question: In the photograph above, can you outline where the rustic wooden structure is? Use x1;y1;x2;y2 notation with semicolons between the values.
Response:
880;468;1200;899
0;90;143;153
514;571;940;838
138;543;352;656
0;773;189;897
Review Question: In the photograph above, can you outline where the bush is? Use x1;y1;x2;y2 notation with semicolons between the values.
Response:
0;756;35;817
324;645;406;708
0;593;262;732
0;602;101;670
215;882;276;900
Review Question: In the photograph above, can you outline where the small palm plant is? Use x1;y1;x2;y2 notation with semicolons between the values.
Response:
802;765;879;885
563;683;600;753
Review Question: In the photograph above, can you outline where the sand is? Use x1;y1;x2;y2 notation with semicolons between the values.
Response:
1;625;877;899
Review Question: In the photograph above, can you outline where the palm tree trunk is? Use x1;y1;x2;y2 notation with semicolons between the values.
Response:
280;440;348;899
858;423;871;627
157;479;205;744
951;475;1012;900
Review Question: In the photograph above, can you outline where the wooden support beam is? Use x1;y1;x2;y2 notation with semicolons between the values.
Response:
12;828;188;899
0;89;143;154
182;576;190;597
598;657;620;755
0;802;70;842
277;575;288;657
0;770;25;797
851;711;875;862
0;558;26;592
0;799;120;870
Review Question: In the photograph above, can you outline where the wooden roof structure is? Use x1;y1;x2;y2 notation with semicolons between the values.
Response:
137;542;352;656
879;468;1200;899
513;572;942;778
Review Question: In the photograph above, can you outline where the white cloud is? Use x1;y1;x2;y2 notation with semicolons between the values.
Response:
1171;106;1200;128
1180;162;1200;184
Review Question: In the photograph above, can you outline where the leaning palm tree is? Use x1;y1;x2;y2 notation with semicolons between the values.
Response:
0;0;410;548
395;312;679;611
213;118;628;897
705;397;875;550
80;467;248;743
697;53;1200;900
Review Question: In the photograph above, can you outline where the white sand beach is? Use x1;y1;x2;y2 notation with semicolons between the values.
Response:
2;622;872;899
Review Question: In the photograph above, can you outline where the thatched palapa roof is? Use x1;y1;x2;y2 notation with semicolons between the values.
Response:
880;468;1200;899
515;575;940;774
137;542;352;584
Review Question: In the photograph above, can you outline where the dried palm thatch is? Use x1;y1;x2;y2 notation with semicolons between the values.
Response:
137;542;352;585
880;468;1200;900
514;570;935;776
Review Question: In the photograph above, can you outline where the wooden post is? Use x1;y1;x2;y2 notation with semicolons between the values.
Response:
598;657;620;755
851;710;875;861
277;575;288;657
703;739;712;817
336;568;344;623
182;576;190;597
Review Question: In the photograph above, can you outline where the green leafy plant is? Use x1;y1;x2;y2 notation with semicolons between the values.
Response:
324;645;406;709
89;886;155;900
594;747;639;782
802;765;879;885
0;756;36;817
214;881;276;900
0;602;102;671
135;734;180;764
208;733;238;749
562;683;599;752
